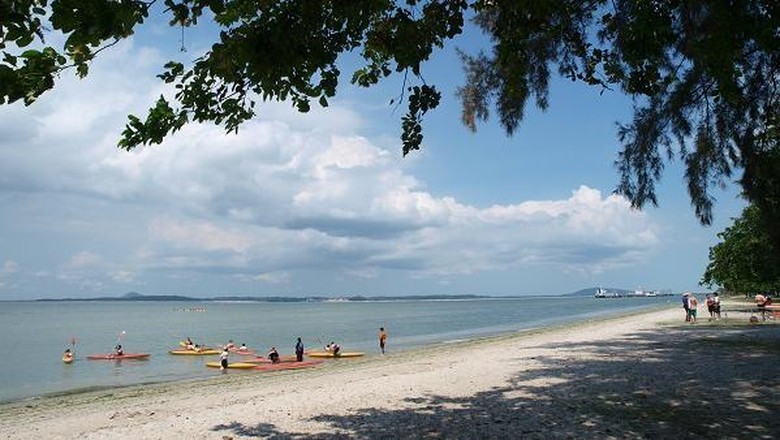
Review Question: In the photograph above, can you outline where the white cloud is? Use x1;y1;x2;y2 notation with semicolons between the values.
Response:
345;268;379;279
253;272;291;284
0;38;662;295
110;271;138;284
66;251;104;269
56;251;106;286
1;260;18;275
148;218;252;254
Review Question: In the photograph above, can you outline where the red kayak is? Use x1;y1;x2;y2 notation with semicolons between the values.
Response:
244;354;301;364
228;348;256;356
86;353;151;360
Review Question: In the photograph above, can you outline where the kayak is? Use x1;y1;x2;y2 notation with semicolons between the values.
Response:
62;355;74;364
86;353;150;360
229;348;256;355
205;361;257;370
169;349;221;355
306;352;365;358
253;360;321;371
244;355;299;364
178;341;215;349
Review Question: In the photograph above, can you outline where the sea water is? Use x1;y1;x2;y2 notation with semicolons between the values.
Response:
0;296;673;403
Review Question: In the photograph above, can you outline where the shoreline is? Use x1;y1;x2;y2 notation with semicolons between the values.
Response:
0;301;670;406
1;303;670;407
3;304;778;438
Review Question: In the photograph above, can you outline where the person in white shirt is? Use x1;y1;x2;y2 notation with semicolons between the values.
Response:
219;348;229;370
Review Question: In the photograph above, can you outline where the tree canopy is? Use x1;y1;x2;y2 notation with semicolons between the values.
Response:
2;1;779;242
701;204;780;294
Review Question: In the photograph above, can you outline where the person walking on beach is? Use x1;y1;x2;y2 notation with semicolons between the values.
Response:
379;327;388;354
705;294;716;320
219;347;229;370
687;293;699;323
682;292;691;322
295;337;304;362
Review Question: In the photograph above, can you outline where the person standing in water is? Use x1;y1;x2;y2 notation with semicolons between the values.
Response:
219;347;229;370
268;346;280;363
378;327;388;354
295;337;304;362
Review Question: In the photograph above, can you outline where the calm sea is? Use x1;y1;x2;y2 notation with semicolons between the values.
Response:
0;296;674;403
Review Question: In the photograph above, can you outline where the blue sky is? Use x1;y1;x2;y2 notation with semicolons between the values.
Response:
0;10;745;299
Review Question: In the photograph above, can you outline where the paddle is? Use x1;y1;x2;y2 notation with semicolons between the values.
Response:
64;336;76;362
113;331;126;357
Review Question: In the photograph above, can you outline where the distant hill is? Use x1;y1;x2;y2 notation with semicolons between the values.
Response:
35;293;494;302
29;289;677;302
37;292;198;302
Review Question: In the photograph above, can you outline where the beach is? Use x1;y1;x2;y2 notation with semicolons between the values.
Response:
1;305;778;439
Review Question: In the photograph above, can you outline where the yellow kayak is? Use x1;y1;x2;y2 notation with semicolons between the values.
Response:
205;361;256;369
307;352;365;358
169;349;220;355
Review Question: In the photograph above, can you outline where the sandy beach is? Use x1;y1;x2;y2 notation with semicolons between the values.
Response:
1;305;778;439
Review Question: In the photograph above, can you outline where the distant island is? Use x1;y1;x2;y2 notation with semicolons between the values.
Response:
30;287;675;302
34;291;493;303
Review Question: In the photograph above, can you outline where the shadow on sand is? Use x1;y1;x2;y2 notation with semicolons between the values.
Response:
212;322;780;439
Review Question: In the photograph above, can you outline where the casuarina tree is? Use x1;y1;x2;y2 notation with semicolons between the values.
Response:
2;1;779;247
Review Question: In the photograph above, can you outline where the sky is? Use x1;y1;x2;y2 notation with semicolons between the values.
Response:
0;8;746;300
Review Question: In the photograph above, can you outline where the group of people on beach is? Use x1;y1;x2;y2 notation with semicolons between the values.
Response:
752;293;776;321
216;328;388;370
66;327;389;367
218;342;283;370
682;291;778;324
681;292;721;323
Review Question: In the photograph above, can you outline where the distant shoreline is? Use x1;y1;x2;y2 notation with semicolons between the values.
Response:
3;286;685;302
30;293;496;303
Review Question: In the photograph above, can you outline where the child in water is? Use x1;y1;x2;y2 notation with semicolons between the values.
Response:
219;348;229;370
